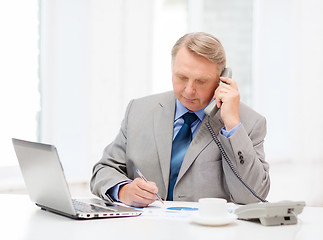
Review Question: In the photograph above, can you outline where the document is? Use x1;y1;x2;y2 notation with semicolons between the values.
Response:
139;201;199;220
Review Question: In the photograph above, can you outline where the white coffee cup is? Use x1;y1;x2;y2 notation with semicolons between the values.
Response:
198;198;228;218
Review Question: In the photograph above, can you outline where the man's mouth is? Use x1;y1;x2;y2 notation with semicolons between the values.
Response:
182;96;196;102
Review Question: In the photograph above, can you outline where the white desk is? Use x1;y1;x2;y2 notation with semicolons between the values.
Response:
1;194;322;240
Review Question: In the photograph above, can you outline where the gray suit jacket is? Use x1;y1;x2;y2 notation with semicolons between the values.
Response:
90;91;270;204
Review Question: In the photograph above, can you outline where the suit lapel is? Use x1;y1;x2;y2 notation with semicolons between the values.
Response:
153;92;176;191
177;110;224;182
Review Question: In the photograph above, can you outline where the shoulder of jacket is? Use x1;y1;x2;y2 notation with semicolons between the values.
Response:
239;102;265;119
133;91;174;103
126;91;174;114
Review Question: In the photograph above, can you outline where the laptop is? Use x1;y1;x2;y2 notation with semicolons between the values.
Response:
12;138;142;219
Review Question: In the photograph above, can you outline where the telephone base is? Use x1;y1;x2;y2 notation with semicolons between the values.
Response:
239;215;297;226
259;215;297;226
234;201;305;226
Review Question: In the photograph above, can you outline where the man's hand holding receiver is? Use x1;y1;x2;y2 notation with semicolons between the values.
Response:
214;76;240;131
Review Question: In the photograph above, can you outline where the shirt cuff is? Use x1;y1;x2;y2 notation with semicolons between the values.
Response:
106;180;132;202
221;122;241;138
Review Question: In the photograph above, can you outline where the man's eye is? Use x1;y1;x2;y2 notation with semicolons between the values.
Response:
196;80;206;85
179;76;188;81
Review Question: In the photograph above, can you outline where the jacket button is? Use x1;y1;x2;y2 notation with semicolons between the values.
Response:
238;151;242;156
239;155;244;164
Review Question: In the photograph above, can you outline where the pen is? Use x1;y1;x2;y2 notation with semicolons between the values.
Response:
136;169;164;204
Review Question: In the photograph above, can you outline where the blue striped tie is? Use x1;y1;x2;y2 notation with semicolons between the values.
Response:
167;112;197;200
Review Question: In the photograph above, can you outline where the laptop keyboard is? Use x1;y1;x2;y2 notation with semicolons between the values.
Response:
73;200;116;213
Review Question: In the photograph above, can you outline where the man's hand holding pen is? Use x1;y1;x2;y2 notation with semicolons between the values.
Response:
118;178;160;208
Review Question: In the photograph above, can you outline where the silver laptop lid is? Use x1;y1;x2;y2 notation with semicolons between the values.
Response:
12;138;76;216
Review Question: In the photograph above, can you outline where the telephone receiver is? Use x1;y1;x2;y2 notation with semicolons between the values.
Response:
204;67;232;116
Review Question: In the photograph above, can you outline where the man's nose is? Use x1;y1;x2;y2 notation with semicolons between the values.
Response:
185;81;196;95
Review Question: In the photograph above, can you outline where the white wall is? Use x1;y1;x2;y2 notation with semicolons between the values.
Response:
0;0;39;190
253;0;323;205
40;0;90;181
40;0;156;181
289;0;323;163
253;0;323;163
253;0;294;161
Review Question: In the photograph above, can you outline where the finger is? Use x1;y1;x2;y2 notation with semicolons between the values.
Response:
216;98;222;108
216;87;236;108
133;179;158;200
136;189;157;201
214;81;237;105
125;192;155;207
123;184;156;207
131;198;154;207
215;90;225;108
219;77;238;90
214;85;229;99
118;181;157;207
135;178;158;194
219;76;231;84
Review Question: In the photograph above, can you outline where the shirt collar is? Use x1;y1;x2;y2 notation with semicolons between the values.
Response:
175;99;206;122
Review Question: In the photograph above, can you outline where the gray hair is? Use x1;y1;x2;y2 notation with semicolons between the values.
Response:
171;32;226;73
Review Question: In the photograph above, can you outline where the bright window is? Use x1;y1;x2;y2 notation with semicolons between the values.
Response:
0;0;40;167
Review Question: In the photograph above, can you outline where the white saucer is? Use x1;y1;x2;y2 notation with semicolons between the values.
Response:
191;213;237;226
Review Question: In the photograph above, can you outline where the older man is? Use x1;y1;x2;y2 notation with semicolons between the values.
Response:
90;32;270;207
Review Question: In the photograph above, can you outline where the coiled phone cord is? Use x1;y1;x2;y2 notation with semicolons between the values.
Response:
205;121;268;203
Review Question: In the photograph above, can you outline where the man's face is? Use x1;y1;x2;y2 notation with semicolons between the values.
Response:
172;47;220;111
